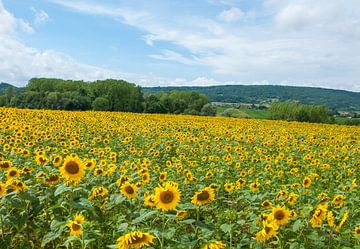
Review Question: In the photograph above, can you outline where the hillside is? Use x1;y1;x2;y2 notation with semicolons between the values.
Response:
144;85;360;111
0;82;21;94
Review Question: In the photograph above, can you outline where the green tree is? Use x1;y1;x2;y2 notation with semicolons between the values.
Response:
201;103;217;116
92;97;111;111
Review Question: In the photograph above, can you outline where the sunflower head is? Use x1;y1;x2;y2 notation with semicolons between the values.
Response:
303;177;312;188
6;167;20;179
202;241;226;249
332;194;345;207
154;182;181;211
269;206;291;226
59;156;85;182
176;210;188;220
261;199;273;209
120;182;138;199
116;231;155;249
67;220;83;236
354;226;360;237
144;195;156;207
191;187;215;206
224;183;234;193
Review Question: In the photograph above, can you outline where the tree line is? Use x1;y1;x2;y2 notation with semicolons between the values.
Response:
0;78;209;115
268;101;333;123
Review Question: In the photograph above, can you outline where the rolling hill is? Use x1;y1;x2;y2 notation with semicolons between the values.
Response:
144;85;360;111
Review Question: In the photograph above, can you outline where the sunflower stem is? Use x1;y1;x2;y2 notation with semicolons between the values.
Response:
160;211;166;249
229;229;233;249
196;206;200;222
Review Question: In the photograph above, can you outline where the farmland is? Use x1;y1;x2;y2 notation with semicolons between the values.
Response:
0;107;359;249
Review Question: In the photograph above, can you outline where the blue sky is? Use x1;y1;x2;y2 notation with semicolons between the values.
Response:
0;0;359;91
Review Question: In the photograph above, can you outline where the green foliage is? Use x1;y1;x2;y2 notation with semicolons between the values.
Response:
269;101;331;123
10;78;143;112
144;91;208;115
92;97;111;111
144;85;360;112
200;103;217;116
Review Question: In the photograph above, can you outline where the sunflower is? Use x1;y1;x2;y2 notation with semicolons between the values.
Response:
269;206;291;226
327;211;335;227
154;182;181;211
0;182;6;196
89;186;109;200
35;155;48;165
354;226;360;237
176;210;188;220
236;178;246;189
120;182;138;199
59;156;85;181
310;203;328;227
191;187;215;206
332;194;345;207
0;160;12;170
116;231;155;249
141;173;150;184
6;167;20;179
336;211;349;233
249;182;259;192
256;220;279;242
159;172;167;181
52;155;63;167
287;193;299;205
144;195;156;207
45;174;61;185
224;183;234;193
302;177;312;188
67;220;83;236
261;199;273;209
202;241;226;249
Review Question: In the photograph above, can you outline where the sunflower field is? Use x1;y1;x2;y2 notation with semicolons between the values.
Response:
0;107;359;249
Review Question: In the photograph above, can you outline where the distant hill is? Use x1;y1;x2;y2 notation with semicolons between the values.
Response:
144;85;360;111
0;82;21;94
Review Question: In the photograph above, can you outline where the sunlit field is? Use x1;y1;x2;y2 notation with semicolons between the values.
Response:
0;107;359;249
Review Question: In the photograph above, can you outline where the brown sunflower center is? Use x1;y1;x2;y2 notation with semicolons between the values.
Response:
65;161;80;174
125;185;134;194
2;162;10;169
72;223;81;231
197;190;210;201
54;157;60;163
356;228;360;235
274;210;285;220
160;190;174;204
9;170;17;177
48;175;59;181
265;226;272;233
132;234;146;244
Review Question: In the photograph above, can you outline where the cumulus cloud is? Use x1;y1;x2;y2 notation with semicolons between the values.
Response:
0;1;131;86
49;0;360;91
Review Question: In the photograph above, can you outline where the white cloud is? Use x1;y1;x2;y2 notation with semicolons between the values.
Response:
0;1;131;86
31;7;49;25
17;18;34;33
48;0;360;91
149;50;199;65
217;7;244;23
